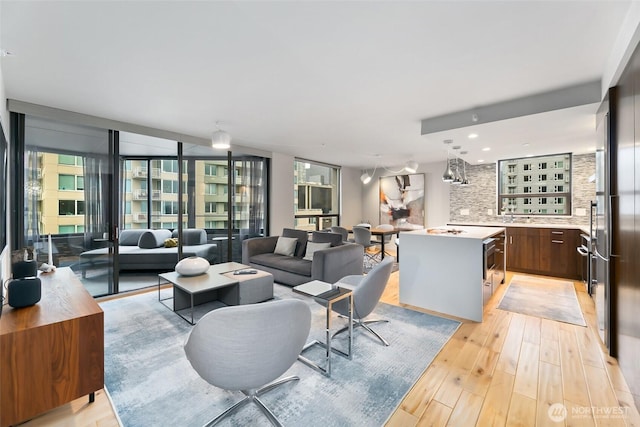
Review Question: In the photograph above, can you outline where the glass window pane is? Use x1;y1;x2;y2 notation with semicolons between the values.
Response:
58;154;76;165
58;225;75;233
58;174;75;190
59;200;75;215
498;153;571;216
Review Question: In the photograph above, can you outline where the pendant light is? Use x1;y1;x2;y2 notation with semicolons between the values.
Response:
460;150;470;186
442;140;454;182
452;157;462;185
211;122;231;149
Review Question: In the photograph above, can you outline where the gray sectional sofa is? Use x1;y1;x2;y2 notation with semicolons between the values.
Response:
79;228;218;275
242;228;364;286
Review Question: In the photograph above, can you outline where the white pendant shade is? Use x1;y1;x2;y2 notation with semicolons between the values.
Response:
405;161;418;174
211;129;231;149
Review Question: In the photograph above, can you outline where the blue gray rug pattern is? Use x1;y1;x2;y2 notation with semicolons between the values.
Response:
99;285;460;426
497;274;586;326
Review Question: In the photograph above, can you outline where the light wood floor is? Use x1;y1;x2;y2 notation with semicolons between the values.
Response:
382;271;640;427
20;269;640;427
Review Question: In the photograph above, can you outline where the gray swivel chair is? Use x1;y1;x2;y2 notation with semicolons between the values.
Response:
331;256;394;346
330;226;349;243
184;299;311;427
353;226;381;264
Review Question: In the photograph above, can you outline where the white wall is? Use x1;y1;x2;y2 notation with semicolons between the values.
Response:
603;2;640;95
269;152;295;234
340;166;363;227
360;161;450;228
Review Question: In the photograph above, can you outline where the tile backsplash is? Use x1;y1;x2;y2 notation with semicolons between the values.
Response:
449;153;595;226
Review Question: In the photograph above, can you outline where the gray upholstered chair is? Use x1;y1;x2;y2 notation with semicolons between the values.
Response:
331;256;394;346
184;299;311;426
353;226;380;263
330;226;349;243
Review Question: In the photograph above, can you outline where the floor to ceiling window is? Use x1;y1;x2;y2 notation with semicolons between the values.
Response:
21;116;115;297
294;159;340;231
11;111;269;297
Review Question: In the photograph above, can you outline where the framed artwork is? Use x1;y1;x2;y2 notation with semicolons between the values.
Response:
379;173;425;227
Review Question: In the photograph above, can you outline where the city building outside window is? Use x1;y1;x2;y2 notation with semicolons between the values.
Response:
498;153;571;216
294;159;340;231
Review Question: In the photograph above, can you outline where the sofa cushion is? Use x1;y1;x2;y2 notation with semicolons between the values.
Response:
274;236;297;256
119;229;150;246
171;228;207;245
138;229;173;249
250;253;312;277
311;231;343;247
282;228;309;258
303;241;331;261
164;238;178;248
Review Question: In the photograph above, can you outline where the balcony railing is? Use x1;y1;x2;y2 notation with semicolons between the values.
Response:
133;212;147;222
133;189;162;200
132;167;161;179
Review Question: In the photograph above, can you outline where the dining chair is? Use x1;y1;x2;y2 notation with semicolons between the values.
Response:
330;226;349;243
353;226;381;264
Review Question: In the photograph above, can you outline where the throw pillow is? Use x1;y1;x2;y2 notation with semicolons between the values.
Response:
303;241;331;261
274;236;298;257
164;238;178;248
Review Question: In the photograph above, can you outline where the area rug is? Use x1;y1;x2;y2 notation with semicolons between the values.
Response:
497;275;586;326
99;285;460;426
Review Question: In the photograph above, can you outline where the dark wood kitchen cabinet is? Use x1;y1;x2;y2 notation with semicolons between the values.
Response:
506;227;540;272
506;226;581;280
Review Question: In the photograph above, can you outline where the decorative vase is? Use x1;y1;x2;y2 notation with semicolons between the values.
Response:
175;256;209;276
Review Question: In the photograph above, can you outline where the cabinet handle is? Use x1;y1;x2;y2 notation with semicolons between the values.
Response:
551;240;564;244
509;236;513;244
551;231;564;235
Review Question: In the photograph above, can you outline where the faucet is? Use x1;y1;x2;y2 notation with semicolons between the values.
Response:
509;212;515;223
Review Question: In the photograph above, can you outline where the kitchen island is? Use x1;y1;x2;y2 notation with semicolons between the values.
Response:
399;225;505;322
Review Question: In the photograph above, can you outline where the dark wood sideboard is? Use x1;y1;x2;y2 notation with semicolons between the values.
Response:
0;267;104;427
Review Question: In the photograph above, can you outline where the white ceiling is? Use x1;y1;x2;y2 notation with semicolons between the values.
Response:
0;1;631;168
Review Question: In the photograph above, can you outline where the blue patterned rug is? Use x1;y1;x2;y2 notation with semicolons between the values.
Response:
99;284;459;426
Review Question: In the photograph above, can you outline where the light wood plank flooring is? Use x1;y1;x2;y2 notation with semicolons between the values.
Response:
20;269;640;427
383;270;640;427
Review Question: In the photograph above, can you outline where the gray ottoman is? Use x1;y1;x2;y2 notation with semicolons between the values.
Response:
221;269;274;305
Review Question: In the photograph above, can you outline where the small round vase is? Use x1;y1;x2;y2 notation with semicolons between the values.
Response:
175;256;209;276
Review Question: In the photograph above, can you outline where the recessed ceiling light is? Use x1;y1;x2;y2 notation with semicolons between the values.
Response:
477;159;485;163
468;133;478;139
522;143;530;147
482;147;491;152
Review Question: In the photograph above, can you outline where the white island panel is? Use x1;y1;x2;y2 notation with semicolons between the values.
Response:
399;226;505;322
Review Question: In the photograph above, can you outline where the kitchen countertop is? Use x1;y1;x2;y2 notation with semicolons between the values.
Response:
448;221;589;234
404;225;505;240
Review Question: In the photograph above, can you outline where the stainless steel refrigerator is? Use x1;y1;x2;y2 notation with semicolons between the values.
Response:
594;89;615;350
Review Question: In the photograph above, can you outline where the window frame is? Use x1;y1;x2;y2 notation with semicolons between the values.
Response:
497;152;572;217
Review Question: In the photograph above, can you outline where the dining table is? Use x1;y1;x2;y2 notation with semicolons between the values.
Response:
347;225;411;260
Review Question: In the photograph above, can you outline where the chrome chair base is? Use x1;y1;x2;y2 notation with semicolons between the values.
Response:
203;376;299;427
333;318;390;347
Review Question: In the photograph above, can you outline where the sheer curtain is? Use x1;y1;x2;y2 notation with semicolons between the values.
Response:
24;149;41;251
83;154;110;248
237;158;266;237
